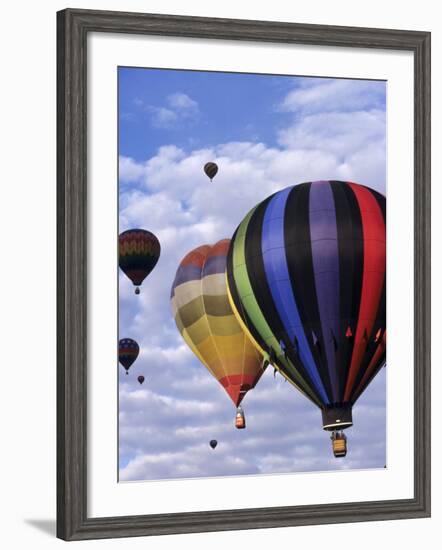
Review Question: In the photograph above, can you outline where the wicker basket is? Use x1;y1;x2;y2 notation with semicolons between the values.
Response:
235;412;246;429
332;438;347;457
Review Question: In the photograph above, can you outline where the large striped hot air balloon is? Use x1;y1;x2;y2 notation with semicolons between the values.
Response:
226;180;386;456
119;229;161;294
171;239;266;428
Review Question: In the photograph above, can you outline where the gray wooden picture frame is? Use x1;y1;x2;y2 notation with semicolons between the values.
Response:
57;8;431;541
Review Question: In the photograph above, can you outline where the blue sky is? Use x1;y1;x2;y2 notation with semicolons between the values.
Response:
118;67;387;481
119;68;296;160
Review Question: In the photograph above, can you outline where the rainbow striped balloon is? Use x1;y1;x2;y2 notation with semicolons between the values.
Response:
171;239;265;408
226;181;386;433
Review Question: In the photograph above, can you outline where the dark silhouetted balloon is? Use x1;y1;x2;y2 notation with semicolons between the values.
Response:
209;440;218;449
137;375;145;385
204;162;218;181
119;229;161;294
118;338;139;374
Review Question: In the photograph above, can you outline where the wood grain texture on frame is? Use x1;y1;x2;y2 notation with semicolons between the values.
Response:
57;8;431;541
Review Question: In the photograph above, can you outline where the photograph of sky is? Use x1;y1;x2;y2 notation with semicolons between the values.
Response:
118;67;386;482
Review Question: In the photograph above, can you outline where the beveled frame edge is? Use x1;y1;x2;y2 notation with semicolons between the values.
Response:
56;8;431;541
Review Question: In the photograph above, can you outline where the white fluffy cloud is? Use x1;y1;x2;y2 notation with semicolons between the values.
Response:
134;92;200;129
119;363;386;480
167;92;199;113
280;77;385;115
118;77;387;481
119;156;146;183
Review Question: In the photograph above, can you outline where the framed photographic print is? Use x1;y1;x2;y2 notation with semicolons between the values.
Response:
57;8;431;541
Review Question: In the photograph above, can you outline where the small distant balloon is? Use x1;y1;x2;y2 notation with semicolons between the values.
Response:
119;229;161;294
118;338;139;374
209;440;218;449
204;162;218;182
137;375;145;385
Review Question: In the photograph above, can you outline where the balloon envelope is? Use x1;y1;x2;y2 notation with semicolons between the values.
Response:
204;162;218;181
171;239;265;407
226;181;386;430
209;440;218;449
119;229;160;290
118;338;139;373
137;375;145;384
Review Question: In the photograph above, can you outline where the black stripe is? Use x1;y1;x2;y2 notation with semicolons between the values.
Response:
329;181;365;403
362;185;386;217
284;183;334;403
244;193;322;402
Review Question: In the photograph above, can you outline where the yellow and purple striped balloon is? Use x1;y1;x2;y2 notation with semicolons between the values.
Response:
171;239;265;407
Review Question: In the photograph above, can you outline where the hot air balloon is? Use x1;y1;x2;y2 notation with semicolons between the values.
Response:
137;375;145;385
119;229;161;294
204;162;218;182
226;181;386;457
209;439;218;449
119;338;139;374
171;239;266;429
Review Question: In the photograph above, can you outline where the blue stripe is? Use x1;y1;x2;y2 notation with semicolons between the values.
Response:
261;186;329;403
202;255;226;277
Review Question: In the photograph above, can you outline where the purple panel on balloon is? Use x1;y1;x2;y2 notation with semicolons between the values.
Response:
309;181;340;401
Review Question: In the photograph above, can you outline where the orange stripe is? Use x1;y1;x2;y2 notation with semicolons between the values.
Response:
179;246;210;268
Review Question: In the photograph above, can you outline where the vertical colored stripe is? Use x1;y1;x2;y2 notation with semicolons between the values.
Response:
226;239;268;358
329;181;364;400
350;276;386;400
245;193;324;404
348;188;386;399
309;181;340;402
261;186;329;403
284;183;334;402
344;183;386;400
231;207;323;406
